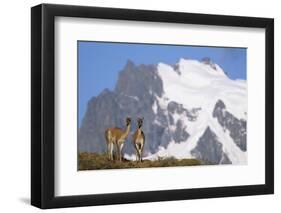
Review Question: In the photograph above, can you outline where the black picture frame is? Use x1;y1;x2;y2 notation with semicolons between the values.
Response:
31;3;274;209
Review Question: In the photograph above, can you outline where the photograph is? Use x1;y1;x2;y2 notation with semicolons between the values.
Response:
77;41;247;170
30;2;274;209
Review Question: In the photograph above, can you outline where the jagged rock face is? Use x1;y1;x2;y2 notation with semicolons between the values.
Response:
115;60;163;98
191;126;232;164
166;101;193;143
201;57;217;70
79;90;118;153
213;100;247;151
78;61;191;155
173;120;190;143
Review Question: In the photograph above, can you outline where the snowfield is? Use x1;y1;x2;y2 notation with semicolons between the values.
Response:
146;58;248;164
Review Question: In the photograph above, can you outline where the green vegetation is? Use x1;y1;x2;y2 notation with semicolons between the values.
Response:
78;152;202;170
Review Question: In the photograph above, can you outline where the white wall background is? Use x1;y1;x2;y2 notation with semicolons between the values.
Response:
0;0;278;212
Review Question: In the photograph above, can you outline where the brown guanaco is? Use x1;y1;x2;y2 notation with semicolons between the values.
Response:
133;117;145;162
105;117;131;161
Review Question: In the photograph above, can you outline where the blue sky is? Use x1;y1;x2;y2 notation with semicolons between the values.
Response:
78;41;246;126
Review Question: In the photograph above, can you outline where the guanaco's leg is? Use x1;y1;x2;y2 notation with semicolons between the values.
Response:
106;140;111;160
138;149;142;162
139;144;144;162
119;143;124;162
135;144;138;161
106;131;114;161
110;143;114;160
135;145;138;161
135;143;142;162
116;143;121;162
107;143;111;160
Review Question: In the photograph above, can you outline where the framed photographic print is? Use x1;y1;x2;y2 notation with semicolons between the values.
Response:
31;3;274;209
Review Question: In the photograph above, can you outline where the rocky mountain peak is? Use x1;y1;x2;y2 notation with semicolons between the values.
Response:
124;59;135;71
213;99;226;113
213;99;247;151
201;57;217;70
115;60;163;98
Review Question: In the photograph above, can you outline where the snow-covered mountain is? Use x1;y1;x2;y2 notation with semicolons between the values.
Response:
79;58;247;165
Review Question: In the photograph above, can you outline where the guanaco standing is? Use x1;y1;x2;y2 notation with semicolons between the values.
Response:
105;117;131;161
133;117;145;162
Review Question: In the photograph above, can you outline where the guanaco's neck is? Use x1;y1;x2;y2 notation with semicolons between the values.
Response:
137;126;142;136
124;124;131;137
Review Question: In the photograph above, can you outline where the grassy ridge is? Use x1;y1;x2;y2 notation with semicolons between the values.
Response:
78;152;202;170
